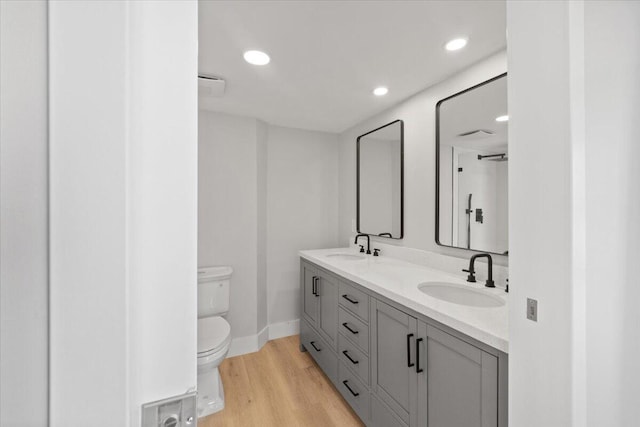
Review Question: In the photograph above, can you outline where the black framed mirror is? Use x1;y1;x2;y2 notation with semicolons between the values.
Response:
357;120;404;239
436;74;508;255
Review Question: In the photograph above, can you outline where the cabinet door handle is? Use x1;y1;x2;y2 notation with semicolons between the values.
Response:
342;294;359;304
313;277;320;297
407;333;415;367
342;380;360;397
416;337;424;373
310;341;321;352
342;322;359;335
342;350;359;365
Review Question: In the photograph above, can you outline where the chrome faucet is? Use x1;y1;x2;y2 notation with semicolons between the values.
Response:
463;253;495;288
354;233;371;255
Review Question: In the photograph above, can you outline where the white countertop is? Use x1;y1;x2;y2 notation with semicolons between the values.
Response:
299;248;509;353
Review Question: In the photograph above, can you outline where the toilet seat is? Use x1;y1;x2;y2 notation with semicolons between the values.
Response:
198;316;231;356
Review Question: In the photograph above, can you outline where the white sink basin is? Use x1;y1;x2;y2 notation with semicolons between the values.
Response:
325;253;366;261
418;282;505;308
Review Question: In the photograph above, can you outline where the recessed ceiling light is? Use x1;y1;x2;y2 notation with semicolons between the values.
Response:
495;115;509;122
445;38;468;51
373;87;388;96
243;50;270;66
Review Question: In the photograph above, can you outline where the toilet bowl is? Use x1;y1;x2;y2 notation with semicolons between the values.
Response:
197;315;231;417
197;265;232;417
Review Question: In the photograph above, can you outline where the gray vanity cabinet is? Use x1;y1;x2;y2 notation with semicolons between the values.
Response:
300;258;507;427
370;300;418;427
371;300;500;427
300;261;339;349
416;323;499;427
302;262;319;323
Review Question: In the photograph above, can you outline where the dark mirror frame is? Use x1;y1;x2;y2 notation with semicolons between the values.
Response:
435;73;508;256
357;119;404;239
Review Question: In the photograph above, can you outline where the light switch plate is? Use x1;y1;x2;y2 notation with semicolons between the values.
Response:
142;391;197;427
527;298;538;321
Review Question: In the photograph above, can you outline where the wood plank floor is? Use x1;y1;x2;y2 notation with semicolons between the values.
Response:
199;335;365;427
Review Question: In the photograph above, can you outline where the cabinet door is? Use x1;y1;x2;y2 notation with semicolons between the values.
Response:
317;272;338;349
371;300;418;427
417;323;498;427
301;263;318;324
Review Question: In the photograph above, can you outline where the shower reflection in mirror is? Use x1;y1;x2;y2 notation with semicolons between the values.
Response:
436;73;508;255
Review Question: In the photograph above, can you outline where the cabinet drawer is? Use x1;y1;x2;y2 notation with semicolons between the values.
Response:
339;281;369;322
339;307;369;354
338;362;370;424
370;394;407;427
301;318;337;383
338;333;370;385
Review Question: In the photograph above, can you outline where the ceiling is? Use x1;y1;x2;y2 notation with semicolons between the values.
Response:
198;1;506;133
440;74;508;151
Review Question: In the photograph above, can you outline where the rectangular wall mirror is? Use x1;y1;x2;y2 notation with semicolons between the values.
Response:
436;74;508;255
357;120;404;239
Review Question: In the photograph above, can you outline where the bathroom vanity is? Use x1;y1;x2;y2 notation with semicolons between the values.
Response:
299;249;508;427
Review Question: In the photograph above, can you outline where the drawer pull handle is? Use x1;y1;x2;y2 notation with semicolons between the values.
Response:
407;333;415;367
342;350;359;365
310;341;321;352
416;337;424;373
342;380;360;397
342;322;359;335
342;294;359;304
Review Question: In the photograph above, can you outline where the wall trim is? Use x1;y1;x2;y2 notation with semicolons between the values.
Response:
268;319;300;340
257;324;269;349
226;319;300;358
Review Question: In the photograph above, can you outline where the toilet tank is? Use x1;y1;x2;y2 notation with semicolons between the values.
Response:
198;266;232;318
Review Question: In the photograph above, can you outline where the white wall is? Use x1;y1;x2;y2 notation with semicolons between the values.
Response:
49;2;130;423
0;1;49;425
49;2;198;425
338;51;508;264
198;111;261;348
266;125;340;326
507;3;577;425
508;1;640;426
127;2;199;421
583;1;640;425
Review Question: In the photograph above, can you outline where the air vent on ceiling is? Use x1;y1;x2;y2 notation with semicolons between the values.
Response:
457;129;494;138
198;75;225;98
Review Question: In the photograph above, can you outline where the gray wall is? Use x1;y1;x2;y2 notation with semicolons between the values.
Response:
266;125;340;326
0;1;49;425
198;112;340;349
198;111;261;343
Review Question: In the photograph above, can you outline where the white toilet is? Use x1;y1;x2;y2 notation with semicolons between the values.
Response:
197;266;233;418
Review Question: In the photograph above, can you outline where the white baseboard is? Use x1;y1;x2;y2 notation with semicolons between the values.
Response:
227;319;300;358
227;325;267;358
268;319;300;340
257;324;269;349
227;334;258;358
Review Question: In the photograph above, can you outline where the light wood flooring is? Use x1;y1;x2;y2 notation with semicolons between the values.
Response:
199;335;365;427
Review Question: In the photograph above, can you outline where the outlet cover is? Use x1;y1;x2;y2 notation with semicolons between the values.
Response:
142;391;197;427
527;298;538;322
